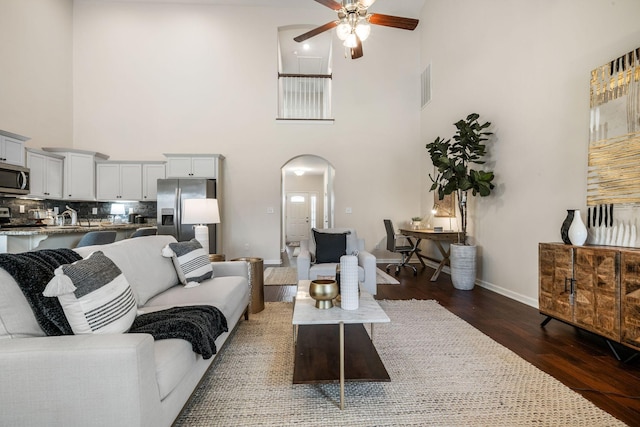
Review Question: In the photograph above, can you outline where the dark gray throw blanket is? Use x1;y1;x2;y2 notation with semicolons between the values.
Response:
0;249;228;358
131;306;228;359
0;249;81;335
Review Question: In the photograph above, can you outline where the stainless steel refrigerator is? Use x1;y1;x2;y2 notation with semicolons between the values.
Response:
156;179;218;253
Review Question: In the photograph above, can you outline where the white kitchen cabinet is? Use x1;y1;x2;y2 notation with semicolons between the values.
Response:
42;148;109;200
26;149;64;199
0;130;28;166
96;162;143;201
65;152;100;200
142;162;165;201
164;154;222;178
96;163;119;200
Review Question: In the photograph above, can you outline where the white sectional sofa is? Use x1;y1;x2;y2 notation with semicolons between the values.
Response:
0;235;250;427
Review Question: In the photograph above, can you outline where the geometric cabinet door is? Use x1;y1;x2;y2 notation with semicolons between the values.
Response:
539;243;619;341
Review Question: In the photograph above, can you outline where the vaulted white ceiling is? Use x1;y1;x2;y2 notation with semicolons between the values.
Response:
100;0;426;17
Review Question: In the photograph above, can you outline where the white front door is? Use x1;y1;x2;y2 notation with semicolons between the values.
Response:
286;192;310;243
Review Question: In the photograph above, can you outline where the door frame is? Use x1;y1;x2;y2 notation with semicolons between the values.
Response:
281;155;334;253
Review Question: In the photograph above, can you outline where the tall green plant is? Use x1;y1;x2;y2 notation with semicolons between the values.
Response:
425;113;495;243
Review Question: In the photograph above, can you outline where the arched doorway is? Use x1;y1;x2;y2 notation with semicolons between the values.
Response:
281;155;335;252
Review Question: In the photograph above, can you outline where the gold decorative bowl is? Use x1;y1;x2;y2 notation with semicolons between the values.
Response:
309;279;338;309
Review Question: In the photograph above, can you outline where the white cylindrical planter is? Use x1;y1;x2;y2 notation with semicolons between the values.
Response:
339;255;359;310
450;244;476;290
568;209;587;246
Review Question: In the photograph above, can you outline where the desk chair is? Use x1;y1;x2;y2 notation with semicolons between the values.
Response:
384;219;418;276
76;231;117;248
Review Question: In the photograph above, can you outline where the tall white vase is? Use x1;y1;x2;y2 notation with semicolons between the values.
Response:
450;244;476;290
568;210;588;246
339;255;359;310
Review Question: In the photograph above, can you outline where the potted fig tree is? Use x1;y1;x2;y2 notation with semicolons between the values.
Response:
425;113;496;290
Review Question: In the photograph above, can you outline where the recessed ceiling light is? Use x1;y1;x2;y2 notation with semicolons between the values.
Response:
303;43;310;50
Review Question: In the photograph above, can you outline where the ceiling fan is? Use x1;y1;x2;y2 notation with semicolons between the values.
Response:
294;0;419;60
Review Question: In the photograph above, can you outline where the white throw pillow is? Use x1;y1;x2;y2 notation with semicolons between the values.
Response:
162;239;213;288
42;251;137;335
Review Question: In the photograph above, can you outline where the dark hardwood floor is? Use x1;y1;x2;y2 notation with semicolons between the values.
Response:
265;262;640;426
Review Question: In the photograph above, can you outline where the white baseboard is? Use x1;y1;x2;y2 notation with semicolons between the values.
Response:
475;279;538;309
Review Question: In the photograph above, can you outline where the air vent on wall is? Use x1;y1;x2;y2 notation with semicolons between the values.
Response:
421;64;432;108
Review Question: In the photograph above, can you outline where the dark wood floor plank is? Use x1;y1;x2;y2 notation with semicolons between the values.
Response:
265;262;640;426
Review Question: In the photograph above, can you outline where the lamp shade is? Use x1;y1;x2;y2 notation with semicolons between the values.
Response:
110;203;126;215
336;20;351;40
355;20;371;41
343;33;358;48
182;199;220;225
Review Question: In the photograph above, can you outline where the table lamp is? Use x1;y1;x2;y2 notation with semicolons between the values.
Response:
110;203;126;224
182;199;220;253
432;203;454;232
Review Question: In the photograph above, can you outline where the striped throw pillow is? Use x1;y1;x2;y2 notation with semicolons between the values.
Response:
162;239;213;288
43;251;137;334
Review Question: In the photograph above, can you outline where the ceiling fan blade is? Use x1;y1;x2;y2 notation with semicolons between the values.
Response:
369;13;419;31
294;21;338;42
314;0;343;11
350;35;364;59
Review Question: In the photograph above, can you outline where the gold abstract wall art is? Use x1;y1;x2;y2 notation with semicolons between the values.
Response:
434;193;455;217
588;47;640;206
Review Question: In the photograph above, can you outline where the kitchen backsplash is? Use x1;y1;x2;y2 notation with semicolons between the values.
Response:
0;198;157;225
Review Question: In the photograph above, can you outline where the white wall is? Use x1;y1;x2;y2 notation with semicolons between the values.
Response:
73;1;422;264
12;1;633;306
0;0;73;148
419;0;640;306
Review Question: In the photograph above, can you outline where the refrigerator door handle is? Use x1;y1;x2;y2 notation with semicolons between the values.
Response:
176;187;182;240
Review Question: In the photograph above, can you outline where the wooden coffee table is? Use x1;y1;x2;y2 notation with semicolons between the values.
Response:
291;280;390;409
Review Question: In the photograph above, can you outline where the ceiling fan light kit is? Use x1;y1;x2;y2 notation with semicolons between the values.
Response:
294;0;419;60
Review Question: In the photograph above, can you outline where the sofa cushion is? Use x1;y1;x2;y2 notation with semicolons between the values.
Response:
309;263;365;282
162;239;213;287
74;235;180;307
43;251;137;334
309;228;359;262
0;268;45;339
144;276;247;320
312;229;347;263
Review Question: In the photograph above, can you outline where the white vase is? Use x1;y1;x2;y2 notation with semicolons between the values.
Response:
339;255;359;310
568;210;587;246
450;244;476;290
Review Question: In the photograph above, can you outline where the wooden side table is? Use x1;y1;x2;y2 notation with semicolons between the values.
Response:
231;257;265;314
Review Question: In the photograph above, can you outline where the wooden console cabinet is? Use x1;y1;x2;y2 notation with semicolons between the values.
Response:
539;242;640;355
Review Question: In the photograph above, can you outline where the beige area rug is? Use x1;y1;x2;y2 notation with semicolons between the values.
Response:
375;267;400;285
263;267;400;286
264;267;298;286
174;301;625;427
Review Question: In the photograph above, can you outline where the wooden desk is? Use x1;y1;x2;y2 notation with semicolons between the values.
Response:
399;229;465;281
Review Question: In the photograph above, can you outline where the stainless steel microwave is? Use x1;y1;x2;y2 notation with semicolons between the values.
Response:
0;163;29;195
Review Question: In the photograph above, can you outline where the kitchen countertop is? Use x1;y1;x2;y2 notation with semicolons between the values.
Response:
0;223;151;236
